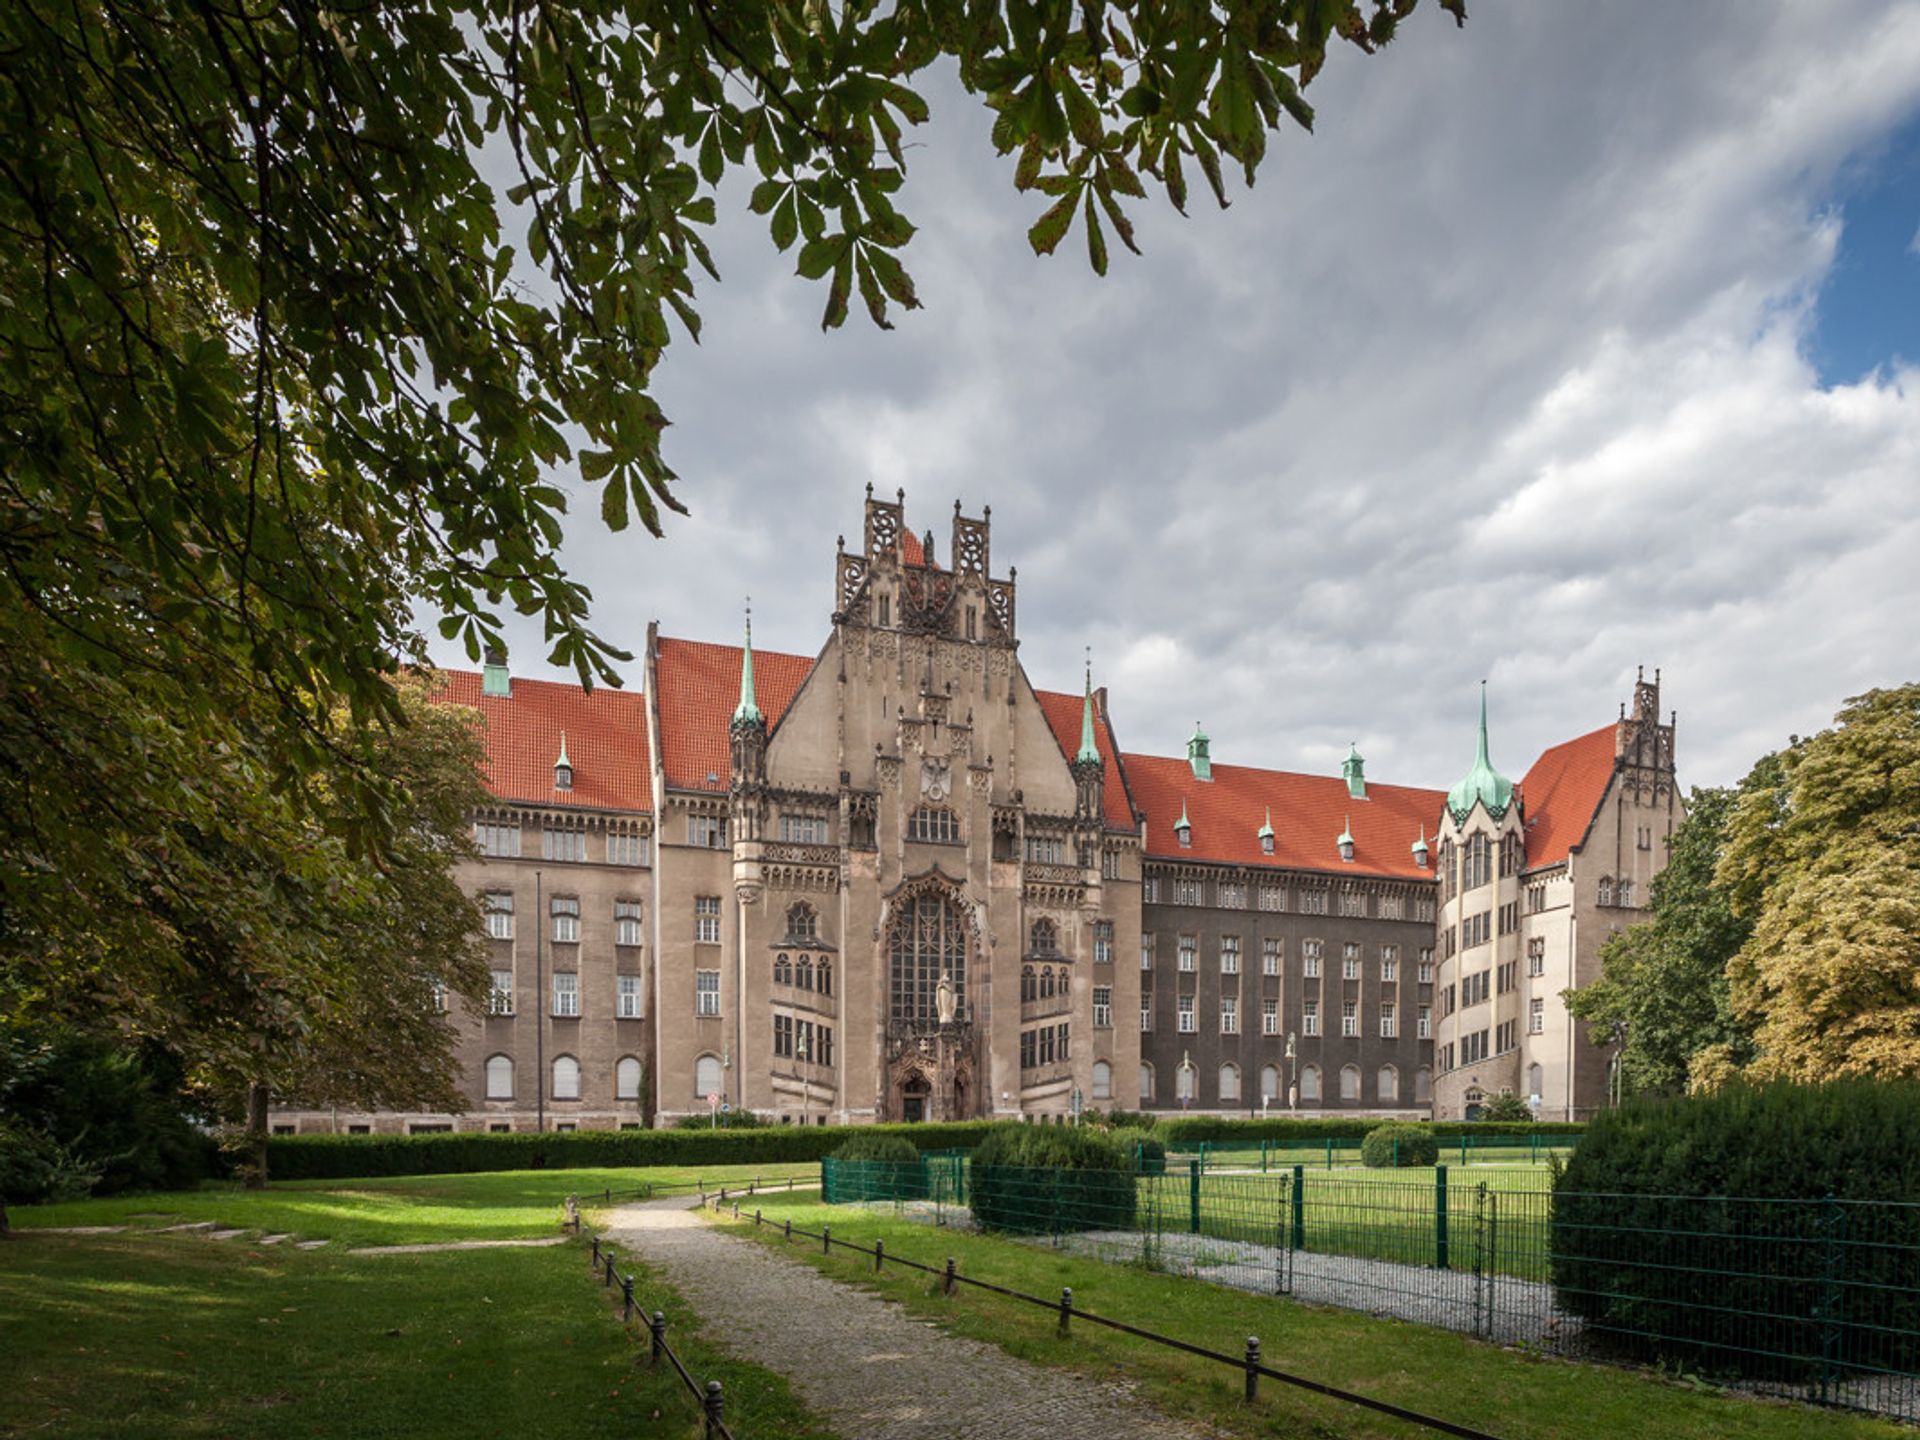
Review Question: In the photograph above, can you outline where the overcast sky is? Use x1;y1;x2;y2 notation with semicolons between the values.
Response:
435;2;1920;794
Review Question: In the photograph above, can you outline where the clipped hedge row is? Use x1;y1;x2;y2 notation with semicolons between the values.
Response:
1152;1116;1584;1146
970;1124;1136;1236
265;1120;1001;1181
1362;1123;1438;1168
1553;1081;1920;1380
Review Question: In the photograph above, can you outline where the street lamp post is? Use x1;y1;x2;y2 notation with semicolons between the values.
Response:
1286;1031;1298;1110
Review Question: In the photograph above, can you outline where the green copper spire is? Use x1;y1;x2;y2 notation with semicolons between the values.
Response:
1257;807;1274;840
1174;798;1191;837
1445;681;1515;823
1187;721;1211;781
1076;656;1101;765
732;601;762;727
1342;742;1367;799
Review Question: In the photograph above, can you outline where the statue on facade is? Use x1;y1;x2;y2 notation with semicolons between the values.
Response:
935;970;956;1026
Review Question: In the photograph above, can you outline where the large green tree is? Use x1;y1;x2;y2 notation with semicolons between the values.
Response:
1;1;1461;1131
1712;685;1920;1084
1566;779;1765;1097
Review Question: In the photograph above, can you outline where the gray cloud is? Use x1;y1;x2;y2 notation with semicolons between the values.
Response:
435;1;1920;795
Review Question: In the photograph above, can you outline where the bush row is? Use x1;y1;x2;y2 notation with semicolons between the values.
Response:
969;1125;1136;1236
265;1120;1001;1180
1553;1081;1920;1380
1150;1116;1585;1146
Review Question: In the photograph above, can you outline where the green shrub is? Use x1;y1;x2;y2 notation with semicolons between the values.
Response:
1552;1080;1920;1380
1099;1108;1158;1131
1478;1093;1533;1123
1127;1135;1168;1174
0;1120;100;1205
968;1124;1136;1236
822;1133;927;1202
670;1108;768;1130
1361;1123;1438;1168
264;1120;1000;1181
830;1133;921;1164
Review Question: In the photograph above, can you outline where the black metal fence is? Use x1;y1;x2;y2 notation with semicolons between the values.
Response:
704;1190;1500;1440
562;1195;735;1440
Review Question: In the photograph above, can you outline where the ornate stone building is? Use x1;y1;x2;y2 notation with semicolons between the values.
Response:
268;491;1677;1132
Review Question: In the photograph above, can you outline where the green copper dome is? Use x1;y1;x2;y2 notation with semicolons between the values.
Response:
1446;682;1514;823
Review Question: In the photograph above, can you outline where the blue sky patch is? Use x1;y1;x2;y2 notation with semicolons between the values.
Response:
1810;109;1920;386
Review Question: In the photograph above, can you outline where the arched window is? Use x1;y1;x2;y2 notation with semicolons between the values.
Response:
1527;1062;1544;1103
485;1054;514;1100
1139;1062;1155;1101
796;956;814;991
616;1056;643;1101
1415;1067;1432;1104
817;959;832;996
694;1053;724;1099
773;954;792;985
1176;1064;1196;1102
1378;1065;1400;1103
1029;918;1058;955
552;1054;580;1100
1464;833;1491;890
1260;1064;1280;1101
1040;966;1055;999
1021;965;1036;1002
1092;1060;1113;1100
786;902;818;940
888;890;968;1024
1300;1063;1322;1103
1339;1064;1360;1101
1598;876;1615;906
1218;1063;1241;1103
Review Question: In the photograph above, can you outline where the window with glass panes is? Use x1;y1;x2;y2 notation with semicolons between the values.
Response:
688;815;727;848
1262;998;1279;1035
1341;999;1357;1036
475;820;520;857
484;890;513;939
1303;997;1319;1035
1303;939;1322;977
1093;921;1113;964
550;896;580;943
1140;933;1154;969
1177;935;1197;972
551;972;578;1016
695;970;720;1016
694;896;720;944
614;900;643;946
1418;1003;1431;1038
1220;935;1240;973
1177;994;1196;1033
542;827;585;862
1140;992;1152;1031
1418;947;1434;983
616;974;642;1018
488;969;513;1014
1379;1001;1396;1037
1381;946;1398;982
1342;943;1360;980
780;814;830;844
1262;937;1281;975
1220;995;1238;1034
608;830;647;866
1092;986;1112;1027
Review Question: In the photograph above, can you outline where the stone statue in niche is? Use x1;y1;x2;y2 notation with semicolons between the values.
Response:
936;970;956;1026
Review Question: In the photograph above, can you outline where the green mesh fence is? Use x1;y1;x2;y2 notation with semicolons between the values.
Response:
817;1155;1919;1420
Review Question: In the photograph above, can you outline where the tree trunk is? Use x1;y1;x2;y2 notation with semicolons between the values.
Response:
245;1081;270;1189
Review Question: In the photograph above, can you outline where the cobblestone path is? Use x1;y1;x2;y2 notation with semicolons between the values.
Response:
603;1197;1214;1440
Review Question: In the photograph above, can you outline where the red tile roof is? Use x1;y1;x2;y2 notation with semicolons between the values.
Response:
1034;689;1138;830
430;670;652;812
1518;723;1618;868
1123;751;1447;880
653;636;816;792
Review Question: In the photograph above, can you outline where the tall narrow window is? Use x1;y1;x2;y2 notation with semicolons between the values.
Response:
552;1055;580;1100
1093;986;1112;1028
694;895;721;944
551;972;578;1017
488;969;514;1015
695;970;720;1017
1262;937;1281;975
1220;935;1240;974
1029;918;1058;955
887;890;968;1024
550;896;580;943
616;1057;643;1101
1220;995;1239;1034
1177;935;1197;972
616;974;642;1019
1092;1060;1112;1100
614;900;643;946
1177;994;1196;1033
485;1054;514;1099
1093;921;1114;964
484;891;514;939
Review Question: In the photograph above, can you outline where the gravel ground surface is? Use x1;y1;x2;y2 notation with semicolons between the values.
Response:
604;1196;1216;1440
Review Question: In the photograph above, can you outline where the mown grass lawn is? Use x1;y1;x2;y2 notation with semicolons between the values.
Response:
1;1166;835;1440
12;1161;816;1248
717;1191;1905;1440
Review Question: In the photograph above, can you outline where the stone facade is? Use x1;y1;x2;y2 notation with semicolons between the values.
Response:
268;491;1677;1133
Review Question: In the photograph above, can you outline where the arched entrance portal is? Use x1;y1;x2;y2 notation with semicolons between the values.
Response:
881;875;978;1121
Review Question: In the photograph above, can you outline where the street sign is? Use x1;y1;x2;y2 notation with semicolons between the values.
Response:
706;1092;720;1108
721;1102;731;1115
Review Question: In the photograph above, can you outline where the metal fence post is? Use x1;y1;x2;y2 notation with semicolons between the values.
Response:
1189;1158;1202;1235
1435;1164;1450;1271
785;1217;793;1242
1260;1139;1269;1173
604;1250;616;1286
1291;1165;1305;1250
1817;1193;1843;1406
1244;1336;1261;1403
1059;1287;1073;1336
649;1311;667;1367
944;1256;957;1296
703;1380;725;1439
823;1224;831;1254
590;1234;600;1266
1325;1137;1333;1170
755;1208;762;1227
874;1237;885;1272
621;1273;634;1321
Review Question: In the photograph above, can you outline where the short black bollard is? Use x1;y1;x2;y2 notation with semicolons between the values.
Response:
754;1208;763;1226
732;1201;740;1219
944;1257;956;1296
874;1237;885;1272
784;1218;793;1242
1059;1287;1073;1336
591;1235;600;1266
604;1251;616;1286
1244;1336;1261;1402
823;1224;831;1254
703;1379;725;1439
603;1186;610;1204
621;1274;635;1321
649;1311;667;1367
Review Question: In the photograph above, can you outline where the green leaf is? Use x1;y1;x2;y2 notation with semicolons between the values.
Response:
1084;194;1108;276
821;254;853;330
1027;187;1081;257
601;471;629;529
770;192;799;251
796;235;846;280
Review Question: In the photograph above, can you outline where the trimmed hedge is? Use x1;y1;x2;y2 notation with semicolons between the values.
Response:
1362;1123;1438;1168
264;1120;999;1181
969;1124;1136;1236
1153;1116;1584;1146
1552;1081;1920;1380
822;1133;928;1202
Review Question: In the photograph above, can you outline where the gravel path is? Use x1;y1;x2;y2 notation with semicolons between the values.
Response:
603;1196;1214;1440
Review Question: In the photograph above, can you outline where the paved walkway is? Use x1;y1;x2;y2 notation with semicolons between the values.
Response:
603;1197;1214;1440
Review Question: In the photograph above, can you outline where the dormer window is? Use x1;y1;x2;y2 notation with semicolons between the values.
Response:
1260;833;1274;855
1174;799;1192;848
553;732;573;792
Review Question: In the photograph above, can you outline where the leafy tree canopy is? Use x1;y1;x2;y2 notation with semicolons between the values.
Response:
1713;684;1920;1084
